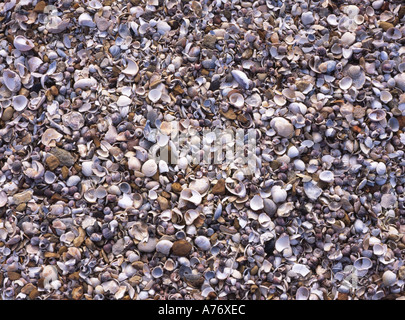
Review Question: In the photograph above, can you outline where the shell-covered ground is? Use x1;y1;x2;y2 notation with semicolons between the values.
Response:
1;0;405;300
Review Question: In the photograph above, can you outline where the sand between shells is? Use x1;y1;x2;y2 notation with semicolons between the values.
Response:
1;0;405;300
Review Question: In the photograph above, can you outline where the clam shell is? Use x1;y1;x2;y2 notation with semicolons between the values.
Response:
368;109;386;122
275;234;290;252
250;195;264;211
229;92;244;108
382;271;397;286
296;287;310;300
194;236;210;251
141;159;158;177
156;240;173;255
148;88;162;103
319;170;334;183
122;58;139;76
12;95;28;111
231;70;252;90
3;69;21;92
339;77;352;90
13;35;34;51
189;177;210;195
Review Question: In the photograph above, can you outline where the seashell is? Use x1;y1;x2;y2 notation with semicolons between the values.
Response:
0;191;7;207
339;77;352;90
394;73;405;91
270;117;294;138
271;186;287;203
388;118;399;132
250;195;264;211
373;243;386;256
225;180;246;198
118;193;133;208
386;28;402;40
296;287;310;300
66;175;80;187
81;161;93;176
41;128;63;147
228;92;244;108
258;213;273;229
119;182;131;194
347;66;365;89
148;88;162;103
292;264;310;277
368;109;386;122
194;236;211;251
78;13;96;28
117;95;132;107
275;234;290;252
301;12;314;25
28;57;43;72
277;202;294;217
156;240;173;255
231;70;252;90
184;209;199;225
376;162;386;175
3;69;21;92
152;266;164;278
12;95;28;111
73;78;97;90
94;186;107;199
319;170;334;183
327;14;338;26
353;257;372;276
141;159;158;177
164;259;176;271
180;188;202;205
62;112;84;131
122;58;139;77
177;157;189;170
128;157;142;171
13;35;34;51
189;177;210;195
303;181;322;201
340;32;356;46
382;271;397;287
380;91;392;104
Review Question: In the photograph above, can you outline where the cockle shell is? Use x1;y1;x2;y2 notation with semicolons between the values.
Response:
141;159;158;177
180;188;202;205
122;58;139;76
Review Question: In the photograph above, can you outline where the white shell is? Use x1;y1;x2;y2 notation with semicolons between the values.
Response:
156;240;173;255
271;185;287;203
382;270;397;286
303;181;322;200
319;170;334;183
195;236;210;251
148;88;162;103
13;35;34;51
141;159;158;177
117;95;132;107
184;209;199;225
12;95;28;111
376;162;386;175
122;58;139;76
250;195;264;211
296;287;310;300
368;109;386;122
275;234;290;252
231;70;252;90
180;188;202;205
3;69;21;92
189;177;210;195
78;13;96;27
73;78;97;90
41;128;63;146
339;77;352;90
118;193;133;209
229;92;244;108
380;91;392;103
